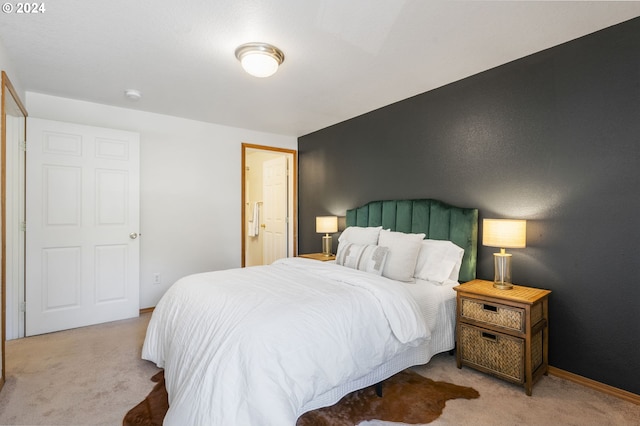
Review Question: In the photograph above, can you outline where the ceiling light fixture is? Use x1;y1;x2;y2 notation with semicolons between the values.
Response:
235;42;285;78
124;89;142;101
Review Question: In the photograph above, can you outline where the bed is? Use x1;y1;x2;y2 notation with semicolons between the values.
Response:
142;198;478;425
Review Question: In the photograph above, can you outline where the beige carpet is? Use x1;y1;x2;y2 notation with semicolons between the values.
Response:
0;313;638;425
0;314;161;426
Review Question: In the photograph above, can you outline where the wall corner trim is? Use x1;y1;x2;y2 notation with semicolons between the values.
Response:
548;366;640;405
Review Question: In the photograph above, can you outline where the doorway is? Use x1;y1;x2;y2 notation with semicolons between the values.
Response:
241;143;297;267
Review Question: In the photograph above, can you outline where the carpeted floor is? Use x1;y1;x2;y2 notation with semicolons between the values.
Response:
0;313;639;425
0;314;161;426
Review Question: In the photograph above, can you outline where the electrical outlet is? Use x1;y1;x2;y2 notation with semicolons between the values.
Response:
153;273;161;284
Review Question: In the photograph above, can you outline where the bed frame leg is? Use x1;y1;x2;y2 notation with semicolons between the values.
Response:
449;344;456;356
375;382;383;397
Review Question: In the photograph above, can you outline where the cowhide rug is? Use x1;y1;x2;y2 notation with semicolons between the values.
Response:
124;371;168;426
123;369;479;426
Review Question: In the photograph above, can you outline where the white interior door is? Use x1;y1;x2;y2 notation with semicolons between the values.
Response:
262;156;288;264
26;118;140;336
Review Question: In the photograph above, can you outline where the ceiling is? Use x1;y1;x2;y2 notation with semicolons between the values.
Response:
1;1;639;137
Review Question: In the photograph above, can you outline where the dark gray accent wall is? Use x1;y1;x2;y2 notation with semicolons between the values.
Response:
298;17;640;394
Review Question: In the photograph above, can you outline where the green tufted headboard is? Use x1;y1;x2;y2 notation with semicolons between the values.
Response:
345;199;478;283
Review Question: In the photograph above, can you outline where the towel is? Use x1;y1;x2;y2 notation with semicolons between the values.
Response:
248;202;260;237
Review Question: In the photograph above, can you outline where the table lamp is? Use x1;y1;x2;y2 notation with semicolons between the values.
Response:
316;216;338;256
483;219;527;289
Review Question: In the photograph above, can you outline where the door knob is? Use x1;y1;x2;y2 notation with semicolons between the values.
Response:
260;224;266;228
129;232;138;239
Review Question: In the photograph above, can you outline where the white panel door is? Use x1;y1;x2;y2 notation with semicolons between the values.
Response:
262;156;288;264
26;118;140;336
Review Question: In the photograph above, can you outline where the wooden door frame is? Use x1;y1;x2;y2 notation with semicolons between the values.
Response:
241;143;297;267
1;71;28;391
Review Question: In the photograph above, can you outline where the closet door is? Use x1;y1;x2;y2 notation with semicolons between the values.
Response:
26;118;140;336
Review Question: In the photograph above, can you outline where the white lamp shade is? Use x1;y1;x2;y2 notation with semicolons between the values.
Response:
483;219;527;248
316;216;338;234
240;53;279;78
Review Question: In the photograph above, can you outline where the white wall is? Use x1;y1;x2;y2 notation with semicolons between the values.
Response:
26;92;297;308
0;39;24;99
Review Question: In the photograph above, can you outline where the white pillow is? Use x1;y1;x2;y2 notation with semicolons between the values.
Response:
414;239;465;283
335;242;389;276
338;226;382;246
377;230;425;282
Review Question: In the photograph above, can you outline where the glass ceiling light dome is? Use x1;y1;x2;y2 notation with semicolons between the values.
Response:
235;42;285;78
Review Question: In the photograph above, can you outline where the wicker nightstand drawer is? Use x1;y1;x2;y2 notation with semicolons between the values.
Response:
460;297;525;332
459;324;524;382
459;323;543;384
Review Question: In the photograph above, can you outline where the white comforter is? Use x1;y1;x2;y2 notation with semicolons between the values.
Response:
142;257;429;425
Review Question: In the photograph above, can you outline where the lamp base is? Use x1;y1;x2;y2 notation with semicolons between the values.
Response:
322;235;333;256
493;282;514;290
493;252;513;290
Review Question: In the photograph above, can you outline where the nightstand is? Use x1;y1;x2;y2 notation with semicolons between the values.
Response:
454;279;551;395
298;253;336;261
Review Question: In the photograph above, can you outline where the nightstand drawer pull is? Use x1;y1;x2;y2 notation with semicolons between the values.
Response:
482;332;497;341
483;304;498;312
